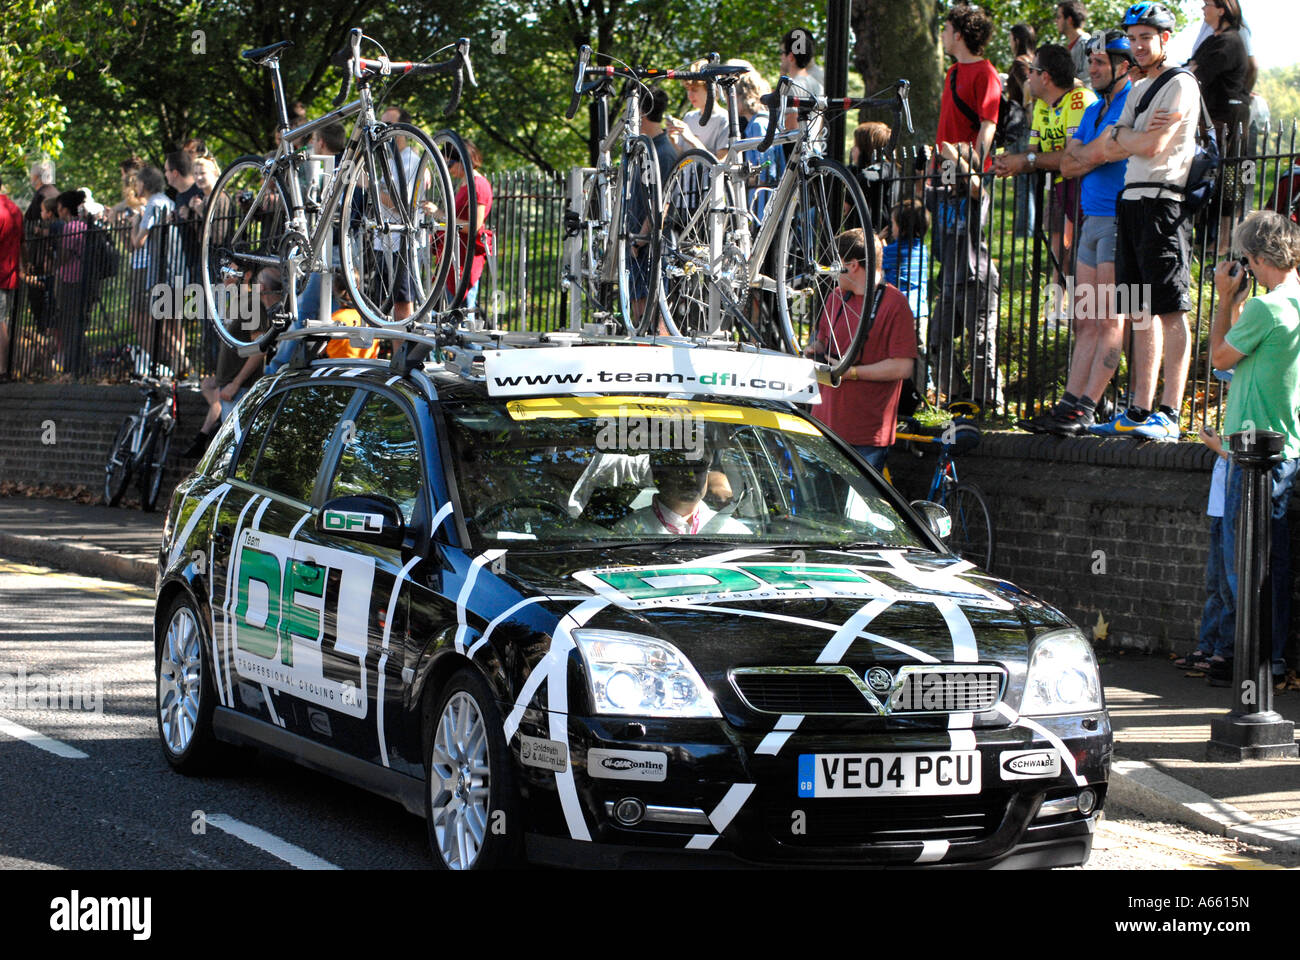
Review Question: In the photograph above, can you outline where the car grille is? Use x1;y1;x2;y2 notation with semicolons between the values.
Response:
730;666;1006;716
763;795;1008;845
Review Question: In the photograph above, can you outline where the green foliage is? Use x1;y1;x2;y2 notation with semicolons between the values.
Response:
0;0;138;177
1255;66;1300;129
976;0;1159;70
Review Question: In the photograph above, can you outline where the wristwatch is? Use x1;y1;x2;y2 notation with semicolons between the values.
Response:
1109;125;1123;143
1026;151;1037;169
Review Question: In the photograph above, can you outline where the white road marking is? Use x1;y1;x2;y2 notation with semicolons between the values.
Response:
0;716;89;759
204;814;341;870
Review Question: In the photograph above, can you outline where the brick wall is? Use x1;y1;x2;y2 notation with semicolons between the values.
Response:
1;383;1294;658
0;383;209;503
885;432;1297;658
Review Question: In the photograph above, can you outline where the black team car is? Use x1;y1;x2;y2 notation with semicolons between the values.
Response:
154;335;1110;868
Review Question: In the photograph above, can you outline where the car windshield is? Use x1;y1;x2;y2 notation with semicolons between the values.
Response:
443;395;925;549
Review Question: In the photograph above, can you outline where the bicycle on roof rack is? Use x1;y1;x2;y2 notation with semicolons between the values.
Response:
200;28;476;354
562;47;749;336
655;76;914;379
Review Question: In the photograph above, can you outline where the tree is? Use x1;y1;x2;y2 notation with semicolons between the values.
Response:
0;0;139;175
850;0;944;141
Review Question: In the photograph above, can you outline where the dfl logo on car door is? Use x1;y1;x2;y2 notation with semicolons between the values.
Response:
228;529;376;719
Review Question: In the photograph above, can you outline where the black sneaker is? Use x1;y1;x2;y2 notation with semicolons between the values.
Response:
1045;406;1095;437
1016;402;1071;434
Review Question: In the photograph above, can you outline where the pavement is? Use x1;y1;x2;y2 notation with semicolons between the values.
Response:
2;495;1298;856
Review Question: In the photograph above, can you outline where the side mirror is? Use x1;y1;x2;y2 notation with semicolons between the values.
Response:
318;494;405;549
910;500;951;540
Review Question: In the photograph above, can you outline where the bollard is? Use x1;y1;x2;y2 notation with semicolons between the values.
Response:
1207;429;1298;760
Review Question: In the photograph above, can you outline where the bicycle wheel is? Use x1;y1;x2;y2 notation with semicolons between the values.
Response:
773;157;875;377
617;135;665;335
104;416;136;507
200;155;292;352
576;166;617;315
138;423;172;513
946;481;995;571
340;122;456;327
430;129;477;314
655;149;743;337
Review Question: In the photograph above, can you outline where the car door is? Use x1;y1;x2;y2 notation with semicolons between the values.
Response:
212;381;357;736
292;385;428;767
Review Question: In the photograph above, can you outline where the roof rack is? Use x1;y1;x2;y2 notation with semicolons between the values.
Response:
271;319;828;383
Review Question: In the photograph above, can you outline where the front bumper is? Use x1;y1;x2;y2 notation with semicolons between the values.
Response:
512;707;1111;868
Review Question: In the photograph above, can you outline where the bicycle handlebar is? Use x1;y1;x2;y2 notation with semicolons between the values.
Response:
329;30;474;115
565;44;747;121
757;76;789;154
758;78;913;150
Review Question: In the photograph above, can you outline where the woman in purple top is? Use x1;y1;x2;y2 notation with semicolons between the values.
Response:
52;190;89;375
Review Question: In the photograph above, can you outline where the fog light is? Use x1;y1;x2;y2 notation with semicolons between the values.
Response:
1077;788;1097;816
613;797;645;825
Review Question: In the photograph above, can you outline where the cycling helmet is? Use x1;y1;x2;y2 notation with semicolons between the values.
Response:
1122;2;1176;32
1087;29;1136;64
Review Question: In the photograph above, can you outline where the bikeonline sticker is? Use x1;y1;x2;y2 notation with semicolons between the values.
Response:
229;531;376;718
484;346;821;404
572;558;1012;611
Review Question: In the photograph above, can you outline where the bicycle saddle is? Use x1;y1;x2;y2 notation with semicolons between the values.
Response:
241;40;293;64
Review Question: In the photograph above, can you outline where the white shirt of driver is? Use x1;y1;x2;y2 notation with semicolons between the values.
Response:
612;498;751;536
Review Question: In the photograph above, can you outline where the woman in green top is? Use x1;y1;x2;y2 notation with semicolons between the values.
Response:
1210;210;1300;677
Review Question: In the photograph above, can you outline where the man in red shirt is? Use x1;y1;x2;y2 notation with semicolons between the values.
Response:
938;4;1002;172
0;174;23;379
807;229;918;471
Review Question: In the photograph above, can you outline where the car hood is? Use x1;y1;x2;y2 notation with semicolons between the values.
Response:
500;543;1074;669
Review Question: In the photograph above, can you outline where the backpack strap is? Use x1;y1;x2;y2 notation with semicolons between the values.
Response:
1134;66;1187;118
948;67;982;128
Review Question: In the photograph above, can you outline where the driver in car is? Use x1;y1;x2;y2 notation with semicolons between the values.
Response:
611;446;751;536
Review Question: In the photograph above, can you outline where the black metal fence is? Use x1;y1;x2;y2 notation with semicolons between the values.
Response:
7;130;1299;436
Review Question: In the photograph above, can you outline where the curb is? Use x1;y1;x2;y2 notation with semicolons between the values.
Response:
1109;758;1300;855
0;531;154;587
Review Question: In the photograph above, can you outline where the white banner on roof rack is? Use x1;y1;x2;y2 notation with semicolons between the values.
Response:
484;346;821;404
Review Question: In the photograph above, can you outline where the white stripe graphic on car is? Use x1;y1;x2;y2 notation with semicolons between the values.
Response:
430;500;453;539
935;598;979;663
247;496;283;725
218;495;263;708
454;550;507;655
680;547;773;566
207;484;233;689
686;782;756;849
815;598;895;663
289;511;311;540
543;597;611;842
167;482;231;569
915;839;949;863
376;553;423;767
466;595;582;661
997;705;1087;787
755;713;804;756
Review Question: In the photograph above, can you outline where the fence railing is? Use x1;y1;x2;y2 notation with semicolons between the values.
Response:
7;128;1299;438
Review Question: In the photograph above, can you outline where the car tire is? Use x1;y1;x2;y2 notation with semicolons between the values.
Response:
424;667;521;870
155;592;221;775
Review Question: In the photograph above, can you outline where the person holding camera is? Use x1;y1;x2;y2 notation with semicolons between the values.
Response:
1209;209;1300;681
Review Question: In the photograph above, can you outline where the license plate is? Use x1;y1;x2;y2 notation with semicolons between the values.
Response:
797;751;981;798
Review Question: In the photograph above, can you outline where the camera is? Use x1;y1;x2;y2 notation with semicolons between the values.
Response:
1228;255;1252;294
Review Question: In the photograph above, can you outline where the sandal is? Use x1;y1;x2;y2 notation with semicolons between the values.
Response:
1172;651;1212;668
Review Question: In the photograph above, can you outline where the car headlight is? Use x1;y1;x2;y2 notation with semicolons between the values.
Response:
1021;628;1103;716
573;629;721;718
